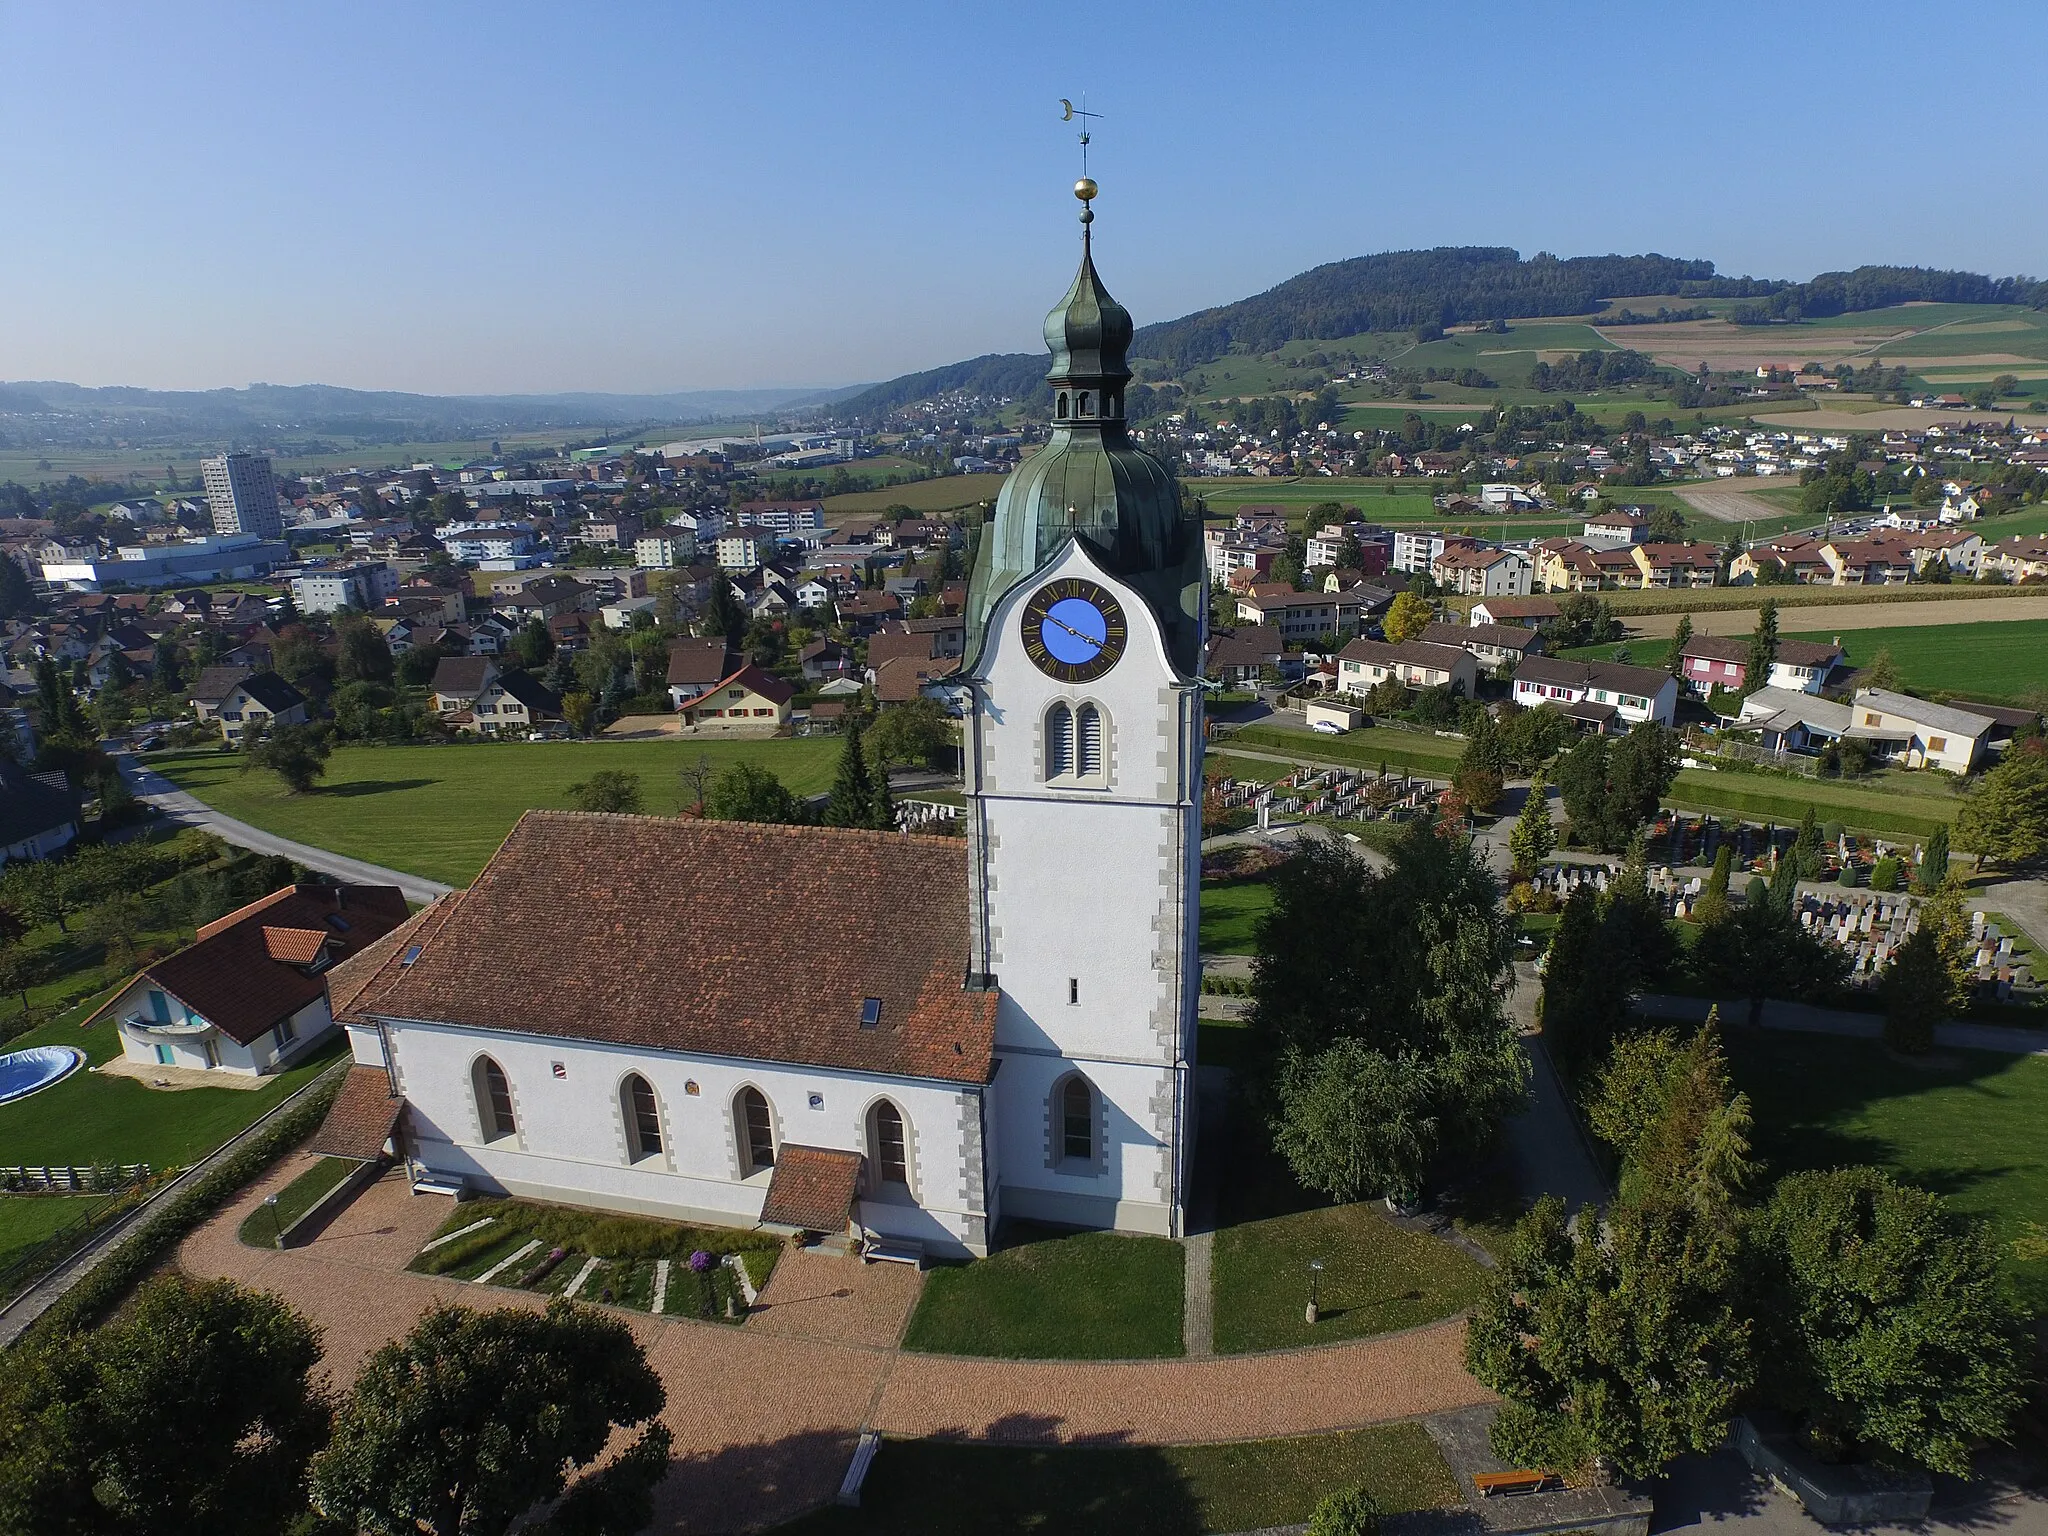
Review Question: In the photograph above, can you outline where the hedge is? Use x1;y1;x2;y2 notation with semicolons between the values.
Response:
20;1066;346;1345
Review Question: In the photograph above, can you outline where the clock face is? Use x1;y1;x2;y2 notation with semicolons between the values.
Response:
1020;577;1128;683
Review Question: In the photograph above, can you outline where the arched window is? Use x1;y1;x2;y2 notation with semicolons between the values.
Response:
1078;391;1091;415
474;1056;515;1142
623;1074;662;1162
737;1087;775;1173
1111;391;1123;417
869;1100;909;1188
1056;392;1069;420
1060;1075;1095;1164
1076;703;1103;778
1044;702;1074;778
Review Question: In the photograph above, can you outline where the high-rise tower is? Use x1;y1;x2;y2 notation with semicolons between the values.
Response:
201;452;283;540
960;180;1205;1237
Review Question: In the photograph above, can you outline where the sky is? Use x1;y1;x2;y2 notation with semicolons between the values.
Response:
4;1;2044;398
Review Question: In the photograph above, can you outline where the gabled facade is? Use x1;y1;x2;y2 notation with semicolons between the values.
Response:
1512;655;1678;730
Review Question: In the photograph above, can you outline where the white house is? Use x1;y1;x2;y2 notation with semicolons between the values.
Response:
1843;688;1993;774
1511;655;1678;731
94;884;410;1076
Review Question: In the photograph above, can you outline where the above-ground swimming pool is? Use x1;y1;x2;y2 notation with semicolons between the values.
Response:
0;1045;85;1106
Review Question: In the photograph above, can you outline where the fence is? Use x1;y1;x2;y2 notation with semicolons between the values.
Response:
1681;727;1820;777
2;1163;153;1193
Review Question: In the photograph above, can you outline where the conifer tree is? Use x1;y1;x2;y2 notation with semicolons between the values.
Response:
823;722;876;828
1917;823;1950;892
1507;775;1554;880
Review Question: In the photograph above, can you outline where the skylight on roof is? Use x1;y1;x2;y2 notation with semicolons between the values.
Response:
859;997;883;1029
400;945;424;967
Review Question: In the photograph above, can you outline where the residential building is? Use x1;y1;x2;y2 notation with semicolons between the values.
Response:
1511;656;1678;730
1468;597;1559;629
635;534;691;569
1629;541;1721;588
1736;687;1853;756
201;452;284;540
1233;583;1367;642
665;637;738;709
215;671;309;743
678;663;795;729
1581;507;1649;547
96;883;408;1076
291;562;398;615
1844;688;1992;774
189;666;253;727
716;532;769;570
1204;628;1284;689
1420;620;1544;671
1678;635;1844;698
430;657;563;736
1431;543;1534;597
1335;637;1478;697
0;759;81;864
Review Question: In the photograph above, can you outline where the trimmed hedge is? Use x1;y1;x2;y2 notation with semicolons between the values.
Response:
21;1066;347;1344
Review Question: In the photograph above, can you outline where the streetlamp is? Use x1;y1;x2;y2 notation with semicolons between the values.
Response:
1306;1258;1325;1325
265;1193;283;1249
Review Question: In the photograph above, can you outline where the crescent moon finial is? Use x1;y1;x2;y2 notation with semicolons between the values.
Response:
1060;98;1074;120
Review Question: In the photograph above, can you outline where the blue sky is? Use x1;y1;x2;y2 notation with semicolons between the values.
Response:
3;1;2042;396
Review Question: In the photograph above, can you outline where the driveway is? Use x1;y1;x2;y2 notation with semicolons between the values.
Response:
119;753;453;905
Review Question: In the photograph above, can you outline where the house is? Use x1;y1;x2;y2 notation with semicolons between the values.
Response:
215;672;309;743
93;883;409;1077
1511;656;1677;731
1678;635;1844;698
1843;688;1992;774
666;637;739;710
867;620;967;704
1204;628;1284;690
0;760;81;863
1630;541;1721;589
1420;620;1544;671
1982;534;2048;584
1234;584;1368;642
1468;597;1560;629
430;657;564;736
1334;638;1478;697
291;562;398;615
1430;544;1533;597
1735;686;1852;755
1581;508;1649;546
189;665;252;727
678;664;795;730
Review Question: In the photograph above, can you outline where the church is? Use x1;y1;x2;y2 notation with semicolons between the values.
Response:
321;184;1207;1260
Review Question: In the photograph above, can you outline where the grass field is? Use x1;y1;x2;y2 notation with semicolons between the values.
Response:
1726;1032;2048;1312
0;1010;342;1170
153;738;841;886
237;1156;356;1247
820;473;1007;515
902;1223;1184;1359
1664;767;1963;840
1226;721;1464;777
0;1195;102;1281
1598;584;2042;618
777;1422;1459;1536
1788;620;2048;704
1199;878;1273;955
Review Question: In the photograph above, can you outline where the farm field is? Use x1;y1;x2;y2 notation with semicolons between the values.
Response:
150;737;841;887
1786;619;2048;704
1725;1031;2048;1312
821;472;1007;515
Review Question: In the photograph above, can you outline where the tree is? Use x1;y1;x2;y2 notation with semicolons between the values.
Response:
561;691;599;737
0;1275;328;1536
1953;745;2048;871
2;859;73;934
335;615;395;685
1664;613;1692;677
312;1299;666;1536
512;618;556;670
1860;647;1905;693
823;723;879;827
1553;724;1678;853
78;892;145;971
565;770;644;815
0;551;42;620
702;762;809;824
270;625;332;691
1741;600;1778;697
0;941;54;1017
1692;844;1734;927
243;722;331;794
676;752;717;817
700;580;746;648
1882;876;1970;1053
1585;1017;1753;1224
865;696;954;773
1382;590;1432;644
1250;823;1525;1202
1507;776;1555;880
1917;823;1951;892
1751;1167;2024;1475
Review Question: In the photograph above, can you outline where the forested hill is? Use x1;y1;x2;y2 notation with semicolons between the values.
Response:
1131;248;1729;368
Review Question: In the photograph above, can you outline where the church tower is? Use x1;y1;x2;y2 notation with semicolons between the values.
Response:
960;178;1205;1238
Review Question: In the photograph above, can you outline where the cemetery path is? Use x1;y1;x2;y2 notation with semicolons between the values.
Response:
183;1157;1494;1534
1502;965;1610;1215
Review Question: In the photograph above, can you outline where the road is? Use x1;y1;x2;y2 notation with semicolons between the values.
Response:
119;754;454;905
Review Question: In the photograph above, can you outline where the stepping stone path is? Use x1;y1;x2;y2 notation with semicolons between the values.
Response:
472;1239;539;1285
420;1216;494;1252
562;1255;604;1300
652;1258;671;1315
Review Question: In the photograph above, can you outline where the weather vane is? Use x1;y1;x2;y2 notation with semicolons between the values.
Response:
1059;96;1104;220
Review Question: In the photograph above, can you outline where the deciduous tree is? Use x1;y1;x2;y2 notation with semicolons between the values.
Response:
1382;590;1432;645
702;762;809;824
1954;744;2048;872
566;770;644;815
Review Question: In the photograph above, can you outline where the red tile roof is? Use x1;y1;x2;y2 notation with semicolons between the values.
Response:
758;1145;863;1231
308;1065;404;1160
345;812;996;1084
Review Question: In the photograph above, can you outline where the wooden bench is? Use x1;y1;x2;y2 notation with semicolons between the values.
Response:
836;1428;881;1507
862;1237;925;1268
1474;1470;1560;1498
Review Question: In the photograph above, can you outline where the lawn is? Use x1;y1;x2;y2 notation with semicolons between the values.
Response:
0;1194;104;1283
1725;1031;2048;1313
1663;767;1963;841
1228;722;1464;777
1199;878;1272;956
237;1156;358;1247
153;737;842;887
776;1421;1459;1536
1787;620;2048;705
0;1009;343;1170
901;1222;1184;1359
820;472;1008;515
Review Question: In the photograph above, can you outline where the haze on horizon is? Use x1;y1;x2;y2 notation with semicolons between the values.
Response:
4;0;2043;400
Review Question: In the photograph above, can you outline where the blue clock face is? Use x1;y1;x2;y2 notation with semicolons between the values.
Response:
1021;578;1128;682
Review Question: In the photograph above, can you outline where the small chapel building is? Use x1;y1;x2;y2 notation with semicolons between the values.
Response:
320;183;1206;1260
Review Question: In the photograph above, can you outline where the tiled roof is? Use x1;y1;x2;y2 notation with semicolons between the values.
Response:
348;812;997;1085
308;1066;404;1160
1682;634;1841;668
234;672;306;714
189;665;251;704
758;1145;863;1232
666;637;734;688
431;656;494;697
1422;621;1539;653
1516;654;1673;700
0;760;79;848
326;898;466;1026
96;884;410;1046
1336;637;1471;673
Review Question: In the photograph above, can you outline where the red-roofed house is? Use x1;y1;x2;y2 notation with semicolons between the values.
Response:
678;663;795;730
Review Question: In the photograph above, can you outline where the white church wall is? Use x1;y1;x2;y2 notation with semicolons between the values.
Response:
990;1049;1182;1235
387;1019;991;1256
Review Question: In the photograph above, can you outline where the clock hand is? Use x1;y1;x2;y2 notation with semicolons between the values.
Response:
1043;614;1104;651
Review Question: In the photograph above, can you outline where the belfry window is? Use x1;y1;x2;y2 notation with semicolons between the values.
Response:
1044;703;1074;777
1076;704;1103;777
1077;391;1091;415
869;1100;909;1188
1057;392;1070;420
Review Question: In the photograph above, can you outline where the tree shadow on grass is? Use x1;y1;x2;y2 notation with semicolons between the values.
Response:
316;778;439;798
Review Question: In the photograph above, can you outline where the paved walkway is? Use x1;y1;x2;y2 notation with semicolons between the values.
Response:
180;1159;1494;1534
1502;964;1610;1215
119;753;453;905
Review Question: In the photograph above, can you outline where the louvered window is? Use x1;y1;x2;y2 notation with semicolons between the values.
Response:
1045;703;1074;777
1076;704;1103;777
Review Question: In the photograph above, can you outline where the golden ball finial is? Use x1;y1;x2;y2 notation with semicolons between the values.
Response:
1074;176;1098;203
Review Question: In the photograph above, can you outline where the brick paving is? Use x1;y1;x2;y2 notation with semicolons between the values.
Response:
178;1165;1493;1533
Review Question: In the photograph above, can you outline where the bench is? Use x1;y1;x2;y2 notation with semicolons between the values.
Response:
862;1237;925;1268
836;1428;881;1507
1474;1470;1560;1498
411;1173;467;1198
